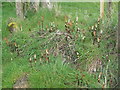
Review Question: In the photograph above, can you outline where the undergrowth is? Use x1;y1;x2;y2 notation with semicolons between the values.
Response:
2;2;118;88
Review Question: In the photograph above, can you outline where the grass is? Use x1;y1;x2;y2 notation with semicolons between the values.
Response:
2;57;30;87
2;2;118;88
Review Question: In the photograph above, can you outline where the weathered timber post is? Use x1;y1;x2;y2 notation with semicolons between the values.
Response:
16;0;24;19
100;0;104;18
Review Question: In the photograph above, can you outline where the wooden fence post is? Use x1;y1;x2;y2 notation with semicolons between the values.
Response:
16;0;24;19
108;0;112;15
33;0;39;12
100;0;104;18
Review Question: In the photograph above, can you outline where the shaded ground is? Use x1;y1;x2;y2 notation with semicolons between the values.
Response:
13;73;29;88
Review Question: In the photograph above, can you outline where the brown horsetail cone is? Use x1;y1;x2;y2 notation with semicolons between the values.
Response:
34;59;37;64
76;16;78;22
93;30;96;36
14;42;17;47
88;27;91;30
33;54;37;63
39;58;42;62
100;30;103;34
98;22;100;25
95;24;97;28
29;57;32;63
77;28;80;32
95;28;97;30
46;49;49;55
97;37;100;43
41;16;44;21
34;54;36;59
98;78;100;83
92;26;94;30
98;17;100;22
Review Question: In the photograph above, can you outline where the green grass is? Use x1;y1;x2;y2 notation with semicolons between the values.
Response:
2;57;30;88
27;55;102;88
2;2;118;88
